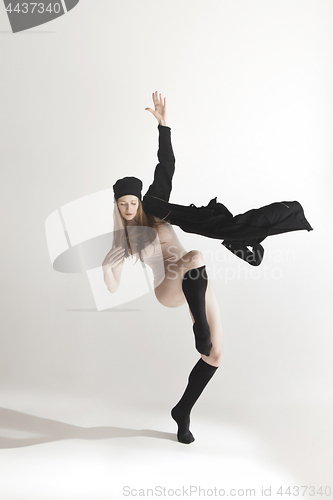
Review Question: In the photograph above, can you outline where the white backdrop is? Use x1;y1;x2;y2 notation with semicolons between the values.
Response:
0;0;332;496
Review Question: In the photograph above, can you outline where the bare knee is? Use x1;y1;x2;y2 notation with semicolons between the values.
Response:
201;350;223;368
183;250;205;269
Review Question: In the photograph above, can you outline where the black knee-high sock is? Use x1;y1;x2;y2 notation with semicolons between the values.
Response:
182;265;212;356
171;358;218;444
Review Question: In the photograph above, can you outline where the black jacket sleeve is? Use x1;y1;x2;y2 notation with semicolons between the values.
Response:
143;124;175;202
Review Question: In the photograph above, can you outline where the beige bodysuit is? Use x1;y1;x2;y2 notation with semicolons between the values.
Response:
141;218;188;289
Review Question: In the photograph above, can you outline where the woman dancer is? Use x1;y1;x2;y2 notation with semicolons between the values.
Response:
103;91;312;444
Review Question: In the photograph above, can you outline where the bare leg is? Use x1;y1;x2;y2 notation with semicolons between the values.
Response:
154;249;223;363
171;280;223;443
155;252;223;444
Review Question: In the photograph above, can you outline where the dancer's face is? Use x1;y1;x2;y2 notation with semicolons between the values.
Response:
117;195;139;222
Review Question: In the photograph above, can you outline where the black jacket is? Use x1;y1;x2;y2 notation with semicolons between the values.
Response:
142;125;313;266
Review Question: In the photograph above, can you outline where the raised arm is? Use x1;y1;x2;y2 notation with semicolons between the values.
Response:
144;92;175;202
145;90;168;127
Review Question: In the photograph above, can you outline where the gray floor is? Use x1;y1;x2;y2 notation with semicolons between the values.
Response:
0;390;332;500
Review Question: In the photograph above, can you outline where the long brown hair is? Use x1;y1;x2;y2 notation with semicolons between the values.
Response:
113;198;169;263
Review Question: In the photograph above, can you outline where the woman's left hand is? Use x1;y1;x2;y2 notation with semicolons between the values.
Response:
145;91;167;125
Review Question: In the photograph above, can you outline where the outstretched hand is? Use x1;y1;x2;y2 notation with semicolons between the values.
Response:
145;91;167;125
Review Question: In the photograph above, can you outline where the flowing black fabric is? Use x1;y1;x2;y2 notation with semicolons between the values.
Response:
142;125;313;265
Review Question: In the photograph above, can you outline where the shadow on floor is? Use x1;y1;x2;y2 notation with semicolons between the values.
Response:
0;407;177;449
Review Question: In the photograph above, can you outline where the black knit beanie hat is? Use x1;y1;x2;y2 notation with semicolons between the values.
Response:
113;176;143;201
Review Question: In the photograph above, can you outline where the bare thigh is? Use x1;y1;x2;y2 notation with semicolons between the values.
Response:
154;250;205;308
154;250;223;367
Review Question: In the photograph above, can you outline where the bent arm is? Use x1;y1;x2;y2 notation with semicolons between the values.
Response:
143;124;175;202
103;259;124;293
